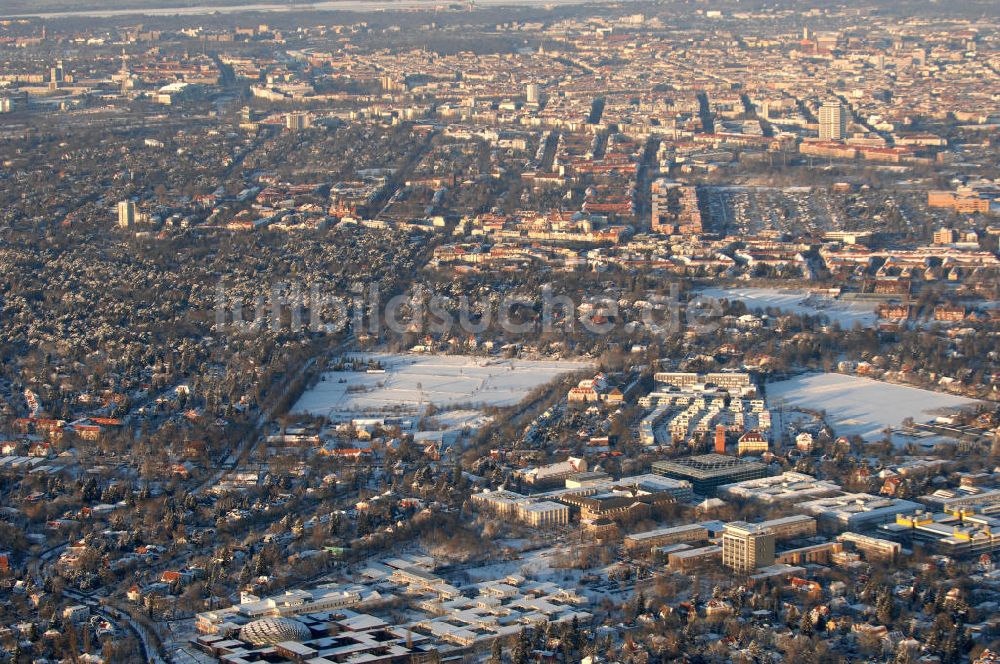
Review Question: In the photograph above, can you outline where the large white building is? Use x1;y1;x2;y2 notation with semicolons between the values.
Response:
472;473;691;527
517;457;587;485
717;472;841;504
285;112;312;131
796;493;921;532
195;586;372;634
518;500;570;527
194;560;591;659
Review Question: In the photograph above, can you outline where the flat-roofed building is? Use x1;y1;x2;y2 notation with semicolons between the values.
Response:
564;471;611;488
624;523;709;553
609;474;694;499
775;541;843;565
758;514;817;541
880;509;1000;558
837;532;901;561
652;454;768;496
471;490;570;527
717;472;841;504
117;200;137;229
668;545;722;572
796;493;922;532
560;489;674;522
517;501;570;527
653;372;700;389
722;522;775;572
653;371;752;392
470;489;531;518
918;488;1000;512
819;100;847;140
195;587;367;632
704;372;753;390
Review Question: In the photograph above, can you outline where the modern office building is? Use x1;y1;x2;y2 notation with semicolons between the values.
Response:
652;454;768;496
819;100;847;140
722;521;775;572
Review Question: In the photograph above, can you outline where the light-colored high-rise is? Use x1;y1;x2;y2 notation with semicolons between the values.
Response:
526;83;540;104
117;200;136;229
722;521;775;572
285;112;311;131
819;100;847;141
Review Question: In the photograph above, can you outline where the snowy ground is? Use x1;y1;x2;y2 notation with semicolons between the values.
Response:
454;542;637;604
697;286;878;328
293;353;589;420
767;372;980;442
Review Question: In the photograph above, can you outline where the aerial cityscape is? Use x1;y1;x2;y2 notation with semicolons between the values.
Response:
0;0;999;662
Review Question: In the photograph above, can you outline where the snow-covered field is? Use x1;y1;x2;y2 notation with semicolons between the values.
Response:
293;353;588;419
697;286;878;327
767;373;980;441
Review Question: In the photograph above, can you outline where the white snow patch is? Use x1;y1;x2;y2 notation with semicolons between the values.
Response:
697;286;878;328
293;353;589;419
767;372;980;441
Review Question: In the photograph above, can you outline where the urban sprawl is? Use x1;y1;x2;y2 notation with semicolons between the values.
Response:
1;1;1000;664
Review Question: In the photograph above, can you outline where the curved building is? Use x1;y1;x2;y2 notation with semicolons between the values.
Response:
239;617;311;646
